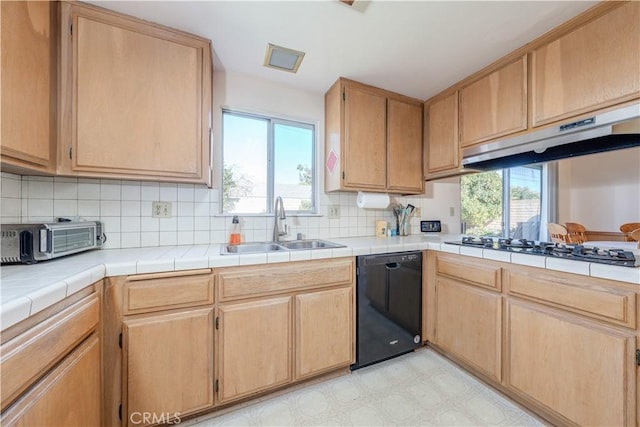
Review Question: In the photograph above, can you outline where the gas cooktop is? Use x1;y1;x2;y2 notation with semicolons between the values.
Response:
445;236;638;268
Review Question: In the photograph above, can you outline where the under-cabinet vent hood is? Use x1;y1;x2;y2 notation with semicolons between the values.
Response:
462;103;640;171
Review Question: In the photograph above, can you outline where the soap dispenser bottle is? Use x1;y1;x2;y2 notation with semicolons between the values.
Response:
229;215;241;245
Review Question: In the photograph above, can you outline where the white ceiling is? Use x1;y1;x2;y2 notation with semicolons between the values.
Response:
88;1;597;101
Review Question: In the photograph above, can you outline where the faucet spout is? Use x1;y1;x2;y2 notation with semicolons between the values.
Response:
273;196;288;242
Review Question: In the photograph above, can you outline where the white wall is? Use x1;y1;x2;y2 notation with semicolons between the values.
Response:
0;71;462;248
557;147;640;231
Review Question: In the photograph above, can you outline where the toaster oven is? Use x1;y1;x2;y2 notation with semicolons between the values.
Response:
1;221;104;264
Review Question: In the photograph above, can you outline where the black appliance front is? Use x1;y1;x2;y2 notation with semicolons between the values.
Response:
352;251;422;370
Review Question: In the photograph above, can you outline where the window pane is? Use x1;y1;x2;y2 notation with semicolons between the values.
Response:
508;166;541;240
222;113;268;213
461;171;503;236
273;122;314;212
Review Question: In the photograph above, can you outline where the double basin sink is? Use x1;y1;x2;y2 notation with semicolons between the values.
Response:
221;239;345;255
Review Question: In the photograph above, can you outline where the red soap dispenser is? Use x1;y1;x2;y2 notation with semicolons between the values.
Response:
229;215;241;245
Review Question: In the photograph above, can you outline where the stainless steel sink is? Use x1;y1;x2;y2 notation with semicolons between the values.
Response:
220;239;344;255
221;242;287;255
278;239;345;250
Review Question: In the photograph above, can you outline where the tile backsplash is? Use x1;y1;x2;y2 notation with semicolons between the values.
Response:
1;172;459;249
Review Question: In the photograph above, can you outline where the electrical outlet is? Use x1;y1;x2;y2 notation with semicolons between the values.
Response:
414;207;422;217
327;205;340;219
152;201;172;218
449;206;455;217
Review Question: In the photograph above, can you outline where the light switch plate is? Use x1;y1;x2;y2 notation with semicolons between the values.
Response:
152;201;172;218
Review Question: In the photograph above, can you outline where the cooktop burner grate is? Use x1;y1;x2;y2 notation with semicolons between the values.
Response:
449;237;638;267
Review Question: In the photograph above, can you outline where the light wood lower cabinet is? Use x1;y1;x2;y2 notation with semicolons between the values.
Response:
215;258;355;405
432;277;502;382
295;287;354;380
1;335;102;427
425;250;639;426
217;297;292;404
505;300;636;426
0;283;102;426
122;308;214;426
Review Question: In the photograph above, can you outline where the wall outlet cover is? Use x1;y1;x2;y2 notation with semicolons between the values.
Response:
327;205;340;219
152;201;172;218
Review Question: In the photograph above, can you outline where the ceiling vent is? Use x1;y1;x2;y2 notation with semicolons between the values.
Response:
263;43;305;73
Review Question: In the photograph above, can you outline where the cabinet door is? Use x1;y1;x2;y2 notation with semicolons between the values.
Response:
123;308;214;426
1;335;101;427
531;2;640;127
460;56;527;147
434;277;502;382
295;287;354;379
217;297;292;404
387;98;424;193
0;1;55;171
425;92;459;175
60;3;211;184
506;300;636;426
343;85;387;190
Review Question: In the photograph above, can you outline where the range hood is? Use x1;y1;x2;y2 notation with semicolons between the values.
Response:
462;103;640;171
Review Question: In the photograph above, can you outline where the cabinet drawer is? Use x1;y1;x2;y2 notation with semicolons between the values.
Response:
123;269;214;315
506;269;636;328
0;293;100;410
217;258;354;301
435;254;501;290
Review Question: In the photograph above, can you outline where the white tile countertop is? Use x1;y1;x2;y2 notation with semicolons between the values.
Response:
1;233;639;331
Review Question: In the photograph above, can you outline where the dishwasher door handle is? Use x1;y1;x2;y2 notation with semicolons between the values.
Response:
385;262;401;270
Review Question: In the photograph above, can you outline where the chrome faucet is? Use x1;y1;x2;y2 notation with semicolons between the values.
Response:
273;196;288;242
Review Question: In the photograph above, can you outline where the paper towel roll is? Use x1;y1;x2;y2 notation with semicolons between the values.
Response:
357;192;390;209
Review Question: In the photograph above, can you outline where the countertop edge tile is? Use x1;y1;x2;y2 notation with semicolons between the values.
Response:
459;246;483;258
175;257;210;271
1;297;32;330
104;262;137;277
29;281;68;315
545;257;590;276
136;259;175;274
209;255;240;268
511;253;546;268
589;263;640;284
65;270;95;296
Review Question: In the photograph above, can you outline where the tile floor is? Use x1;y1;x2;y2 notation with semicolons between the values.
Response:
186;348;545;426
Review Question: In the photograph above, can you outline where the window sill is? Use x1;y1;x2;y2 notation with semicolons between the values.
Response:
213;213;324;218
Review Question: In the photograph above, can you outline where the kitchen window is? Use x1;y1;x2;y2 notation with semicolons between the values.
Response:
221;110;316;214
461;165;545;240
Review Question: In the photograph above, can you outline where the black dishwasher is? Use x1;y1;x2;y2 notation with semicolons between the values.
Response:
352;251;422;370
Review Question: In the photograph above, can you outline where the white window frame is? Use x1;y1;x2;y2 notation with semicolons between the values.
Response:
220;109;317;215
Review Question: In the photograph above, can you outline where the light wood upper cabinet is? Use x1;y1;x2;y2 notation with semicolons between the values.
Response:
387;98;424;193
424;92;459;176
295;286;354;380
123;307;214;426
343;84;387;190
531;2;640;127
325;78;424;194
506;300;636;426
58;2;212;184
0;1;56;173
217;297;292;404
460;56;527;147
